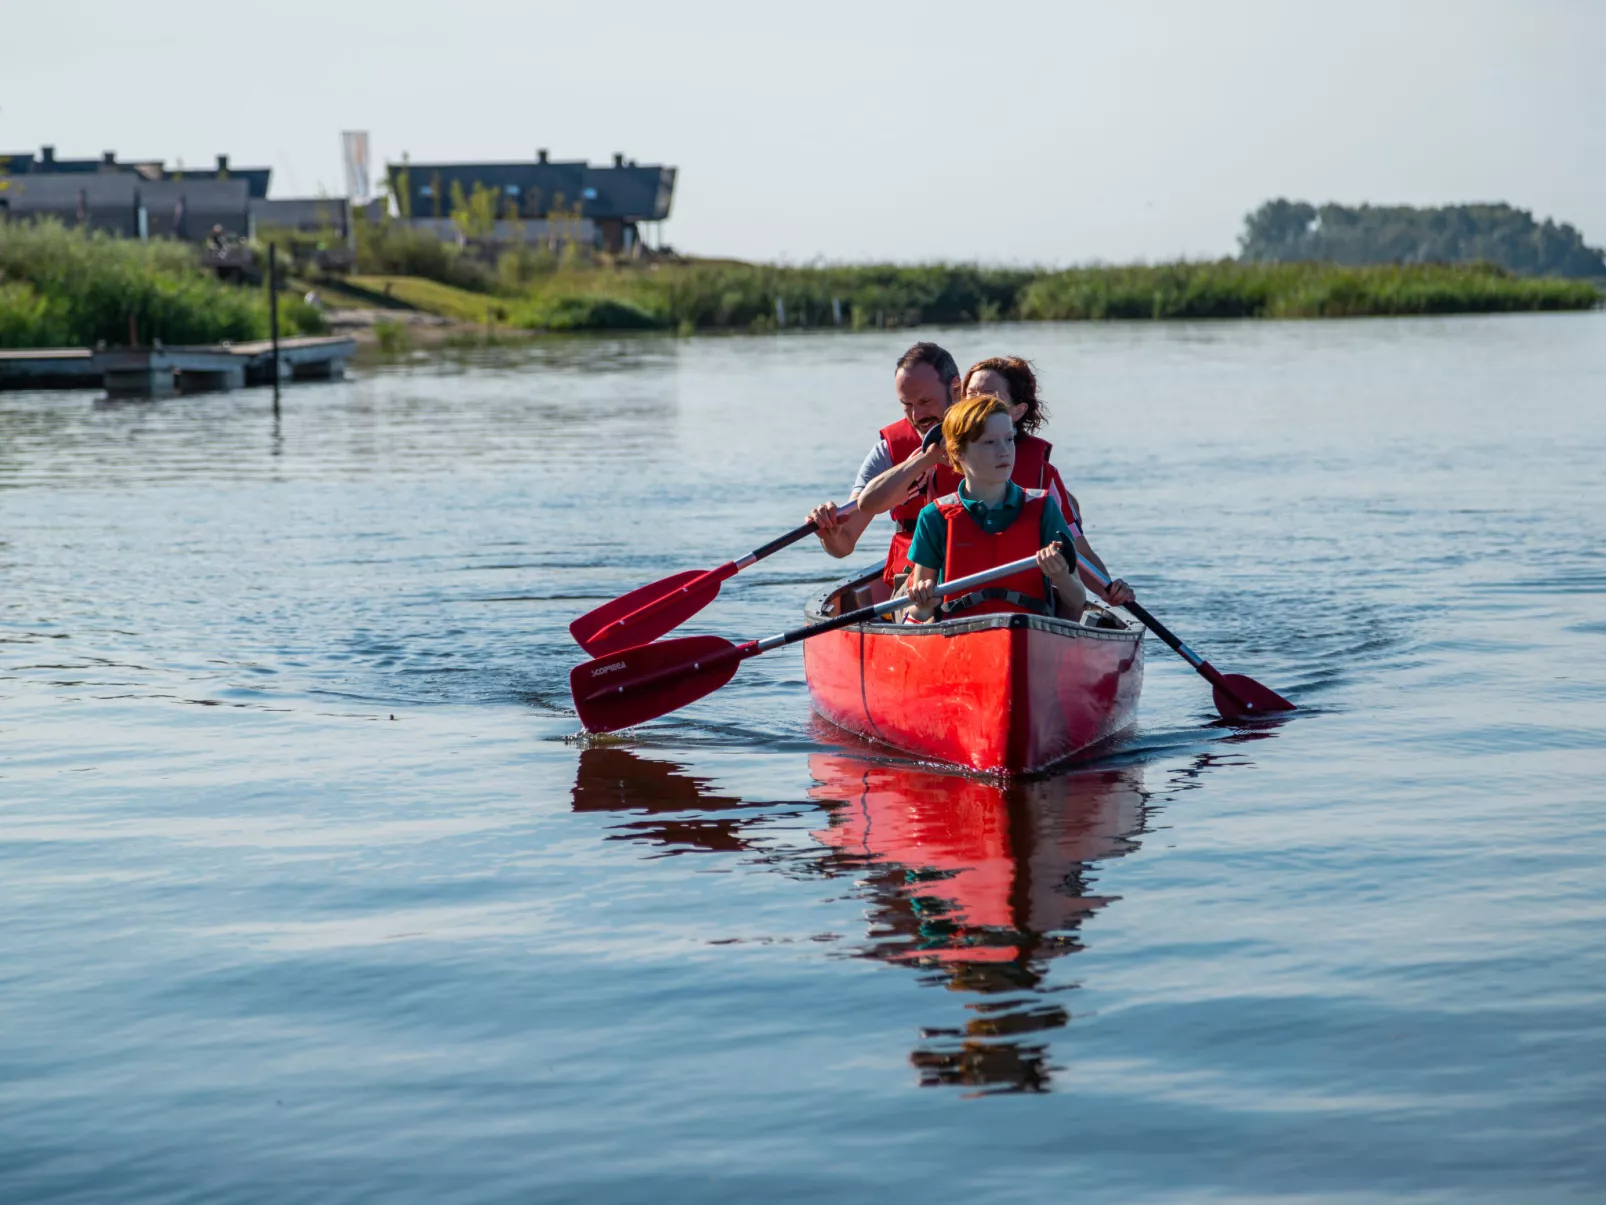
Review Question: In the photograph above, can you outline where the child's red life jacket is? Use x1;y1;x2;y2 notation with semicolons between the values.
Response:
879;418;927;586
936;488;1054;618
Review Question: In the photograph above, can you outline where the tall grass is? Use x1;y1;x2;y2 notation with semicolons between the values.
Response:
502;262;1034;333
498;259;1597;333
1018;260;1601;320
0;220;320;348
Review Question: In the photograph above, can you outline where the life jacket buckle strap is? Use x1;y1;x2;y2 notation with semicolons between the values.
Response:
940;587;1055;618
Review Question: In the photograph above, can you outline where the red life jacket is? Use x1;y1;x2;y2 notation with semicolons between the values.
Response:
1042;462;1080;532
878;418;928;586
937;488;1054;618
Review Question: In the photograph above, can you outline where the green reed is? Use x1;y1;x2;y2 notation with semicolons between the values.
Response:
0;220;322;349
505;259;1597;334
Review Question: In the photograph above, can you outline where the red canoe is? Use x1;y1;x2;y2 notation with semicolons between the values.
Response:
802;568;1144;775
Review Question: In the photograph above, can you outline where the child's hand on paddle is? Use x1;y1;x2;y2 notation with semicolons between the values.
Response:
1036;543;1073;584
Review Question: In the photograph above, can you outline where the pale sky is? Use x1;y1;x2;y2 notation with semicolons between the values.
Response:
4;0;1602;264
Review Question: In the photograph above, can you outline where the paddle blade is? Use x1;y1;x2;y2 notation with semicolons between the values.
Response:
571;635;743;732
570;567;729;657
1211;672;1296;720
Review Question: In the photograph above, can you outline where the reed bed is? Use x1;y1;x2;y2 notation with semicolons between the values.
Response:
0;221;321;348
507;259;1597;333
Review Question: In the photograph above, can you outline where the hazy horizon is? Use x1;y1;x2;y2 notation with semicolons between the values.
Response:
3;0;1602;265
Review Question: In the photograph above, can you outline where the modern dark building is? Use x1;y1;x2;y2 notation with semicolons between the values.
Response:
0;173;252;240
386;150;675;253
0;147;271;198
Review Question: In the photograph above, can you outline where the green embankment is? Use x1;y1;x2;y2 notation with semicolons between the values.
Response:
0;220;323;349
345;275;505;323
358;256;1601;334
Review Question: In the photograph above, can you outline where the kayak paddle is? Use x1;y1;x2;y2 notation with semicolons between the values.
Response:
572;545;1051;732
1074;555;1294;720
569;502;859;658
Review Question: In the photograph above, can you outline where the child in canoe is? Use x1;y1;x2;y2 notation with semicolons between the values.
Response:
903;394;1088;623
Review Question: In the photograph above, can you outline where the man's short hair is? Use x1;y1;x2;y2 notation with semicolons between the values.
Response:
895;342;959;387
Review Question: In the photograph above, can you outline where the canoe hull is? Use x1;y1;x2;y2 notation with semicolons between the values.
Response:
803;571;1144;775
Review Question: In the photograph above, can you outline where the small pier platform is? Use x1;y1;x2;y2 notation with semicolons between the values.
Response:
0;336;356;397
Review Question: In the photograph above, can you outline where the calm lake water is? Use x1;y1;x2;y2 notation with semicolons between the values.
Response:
3;314;1604;1203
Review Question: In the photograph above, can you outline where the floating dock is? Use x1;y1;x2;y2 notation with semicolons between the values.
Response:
0;336;356;397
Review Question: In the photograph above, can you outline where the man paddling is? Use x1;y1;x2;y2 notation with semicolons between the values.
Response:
808;342;961;588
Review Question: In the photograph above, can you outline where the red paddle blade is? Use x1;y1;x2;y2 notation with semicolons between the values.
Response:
571;635;744;732
1211;672;1296;721
569;567;729;657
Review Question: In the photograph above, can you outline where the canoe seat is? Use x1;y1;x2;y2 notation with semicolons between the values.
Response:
1082;608;1130;631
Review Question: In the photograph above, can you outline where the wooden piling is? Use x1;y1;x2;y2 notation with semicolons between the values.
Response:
268;243;281;408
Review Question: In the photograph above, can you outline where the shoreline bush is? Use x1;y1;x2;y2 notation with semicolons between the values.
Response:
0;220;321;349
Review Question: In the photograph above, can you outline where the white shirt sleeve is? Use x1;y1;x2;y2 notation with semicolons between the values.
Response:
849;439;894;498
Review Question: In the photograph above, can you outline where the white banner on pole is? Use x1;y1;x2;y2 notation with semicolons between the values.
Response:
340;131;371;202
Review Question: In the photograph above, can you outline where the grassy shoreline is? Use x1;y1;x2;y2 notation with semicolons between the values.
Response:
1;219;1598;350
356;257;1601;336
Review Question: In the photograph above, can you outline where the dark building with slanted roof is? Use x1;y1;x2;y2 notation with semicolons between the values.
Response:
0;147;272;198
386;150;675;253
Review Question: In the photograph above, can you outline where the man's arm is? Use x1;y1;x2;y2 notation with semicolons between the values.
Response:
857;443;945;517
808;440;893;558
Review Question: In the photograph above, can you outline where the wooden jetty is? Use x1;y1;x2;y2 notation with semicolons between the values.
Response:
0;336;356;397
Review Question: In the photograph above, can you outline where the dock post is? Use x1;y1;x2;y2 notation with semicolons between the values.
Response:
269;243;281;410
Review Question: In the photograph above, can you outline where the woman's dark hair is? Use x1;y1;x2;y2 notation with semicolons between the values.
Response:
963;356;1047;436
895;342;960;388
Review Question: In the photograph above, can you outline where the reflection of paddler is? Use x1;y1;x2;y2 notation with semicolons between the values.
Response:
808;754;1146;965
572;746;755;855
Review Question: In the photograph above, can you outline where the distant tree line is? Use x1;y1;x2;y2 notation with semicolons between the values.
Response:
1240;200;1606;278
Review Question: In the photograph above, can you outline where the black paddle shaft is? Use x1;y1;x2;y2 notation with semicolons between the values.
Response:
1121;600;1204;669
759;594;899;652
1121;598;1252;707
747;518;821;562
743;500;861;564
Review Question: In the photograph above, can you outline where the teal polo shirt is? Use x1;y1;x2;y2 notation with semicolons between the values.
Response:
906;481;1079;577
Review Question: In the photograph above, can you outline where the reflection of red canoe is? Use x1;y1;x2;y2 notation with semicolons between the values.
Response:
809;753;1146;966
802;569;1145;775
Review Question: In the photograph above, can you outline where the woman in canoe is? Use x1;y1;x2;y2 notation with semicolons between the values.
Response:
859;356;1135;606
903;394;1088;623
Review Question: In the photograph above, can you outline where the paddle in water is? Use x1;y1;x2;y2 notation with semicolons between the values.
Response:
569;502;860;658
1073;554;1294;720
572;546;1048;732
